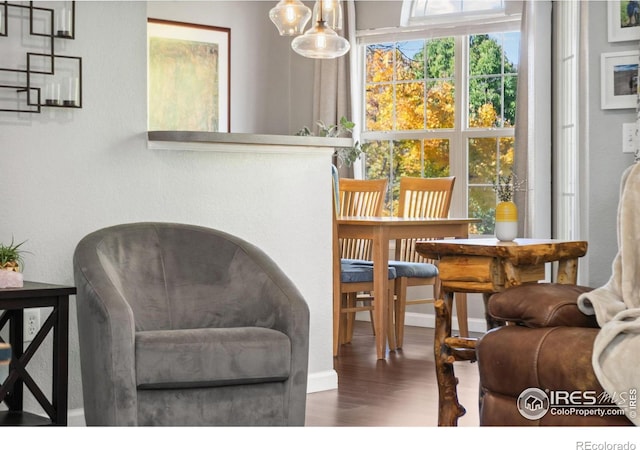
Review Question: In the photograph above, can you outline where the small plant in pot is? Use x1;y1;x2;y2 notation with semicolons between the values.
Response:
0;238;27;288
492;174;524;241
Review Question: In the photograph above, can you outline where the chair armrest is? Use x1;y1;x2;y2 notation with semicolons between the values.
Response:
487;283;599;328
231;237;310;425
73;246;138;426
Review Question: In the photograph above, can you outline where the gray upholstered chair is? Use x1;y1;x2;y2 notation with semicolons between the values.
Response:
73;222;310;426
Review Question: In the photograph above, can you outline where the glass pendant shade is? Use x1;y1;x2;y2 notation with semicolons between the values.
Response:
269;0;312;36
291;22;350;59
312;0;343;30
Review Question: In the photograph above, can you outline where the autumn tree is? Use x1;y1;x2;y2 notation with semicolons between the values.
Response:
364;34;517;229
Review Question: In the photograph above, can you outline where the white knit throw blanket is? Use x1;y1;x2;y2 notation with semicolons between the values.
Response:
578;163;640;426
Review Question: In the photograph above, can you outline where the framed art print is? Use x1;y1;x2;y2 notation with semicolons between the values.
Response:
601;50;639;110
608;1;640;42
148;19;230;132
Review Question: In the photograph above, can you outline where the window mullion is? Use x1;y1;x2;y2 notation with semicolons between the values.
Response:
449;35;468;218
423;40;428;131
457;35;467;133
392;43;398;131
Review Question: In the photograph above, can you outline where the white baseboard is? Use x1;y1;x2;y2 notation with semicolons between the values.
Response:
306;369;338;393
356;311;487;334
68;408;86;426
402;311;487;334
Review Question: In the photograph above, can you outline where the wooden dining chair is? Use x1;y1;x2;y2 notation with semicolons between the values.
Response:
390;176;469;347
331;169;395;356
338;177;389;339
337;177;387;261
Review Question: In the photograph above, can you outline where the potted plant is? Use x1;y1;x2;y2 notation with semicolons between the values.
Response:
297;116;365;167
492;174;523;242
0;238;27;288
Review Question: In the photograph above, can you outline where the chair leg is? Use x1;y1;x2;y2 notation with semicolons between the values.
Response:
434;277;443;300
387;283;397;351
367;298;376;336
338;294;347;345
344;293;357;343
394;277;408;348
455;292;469;337
334;291;342;357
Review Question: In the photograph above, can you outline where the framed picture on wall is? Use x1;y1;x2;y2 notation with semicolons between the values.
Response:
147;19;230;132
601;50;639;110
608;1;640;42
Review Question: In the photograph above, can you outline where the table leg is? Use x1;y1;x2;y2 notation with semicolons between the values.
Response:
7;310;23;412
557;258;579;284
434;292;466;426
372;226;390;360
52;299;69;425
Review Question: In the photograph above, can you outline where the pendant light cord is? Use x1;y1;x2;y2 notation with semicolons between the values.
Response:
318;0;324;25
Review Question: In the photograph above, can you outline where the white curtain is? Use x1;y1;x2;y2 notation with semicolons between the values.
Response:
514;0;552;238
312;0;357;177
513;0;530;238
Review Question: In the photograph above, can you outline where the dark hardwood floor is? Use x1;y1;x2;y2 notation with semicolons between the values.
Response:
305;321;481;427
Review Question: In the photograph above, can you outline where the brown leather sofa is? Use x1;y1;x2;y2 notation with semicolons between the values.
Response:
476;283;633;426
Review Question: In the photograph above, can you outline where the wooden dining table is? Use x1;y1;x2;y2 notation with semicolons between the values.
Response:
334;216;480;360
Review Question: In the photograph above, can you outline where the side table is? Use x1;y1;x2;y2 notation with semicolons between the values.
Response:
0;281;76;426
415;238;588;426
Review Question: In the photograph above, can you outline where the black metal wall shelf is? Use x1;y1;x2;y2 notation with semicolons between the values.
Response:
0;1;82;113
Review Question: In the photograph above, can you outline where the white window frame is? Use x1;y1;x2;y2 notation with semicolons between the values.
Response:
356;19;521;220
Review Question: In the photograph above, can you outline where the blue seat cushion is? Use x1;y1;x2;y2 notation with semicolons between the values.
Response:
341;258;374;265
388;260;438;278
340;260;396;283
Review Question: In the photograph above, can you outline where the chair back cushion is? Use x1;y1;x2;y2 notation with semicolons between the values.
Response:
87;223;284;331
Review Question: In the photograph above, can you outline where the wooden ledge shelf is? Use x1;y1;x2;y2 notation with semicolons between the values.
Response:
147;131;352;154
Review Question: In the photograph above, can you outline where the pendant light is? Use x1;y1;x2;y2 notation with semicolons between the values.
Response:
291;0;350;59
312;0;343;31
269;0;312;37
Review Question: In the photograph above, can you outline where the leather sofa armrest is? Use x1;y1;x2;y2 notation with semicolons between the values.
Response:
487;283;599;328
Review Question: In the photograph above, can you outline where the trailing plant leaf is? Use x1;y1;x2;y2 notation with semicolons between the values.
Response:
296;116;364;167
296;126;312;136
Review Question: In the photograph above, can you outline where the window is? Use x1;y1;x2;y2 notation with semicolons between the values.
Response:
360;22;520;235
404;0;506;27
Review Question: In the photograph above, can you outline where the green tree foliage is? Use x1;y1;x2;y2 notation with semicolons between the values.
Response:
424;37;455;79
468;34;517;127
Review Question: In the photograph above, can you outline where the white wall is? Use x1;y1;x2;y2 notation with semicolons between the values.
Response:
355;0;402;31
585;1;638;288
0;0;333;418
